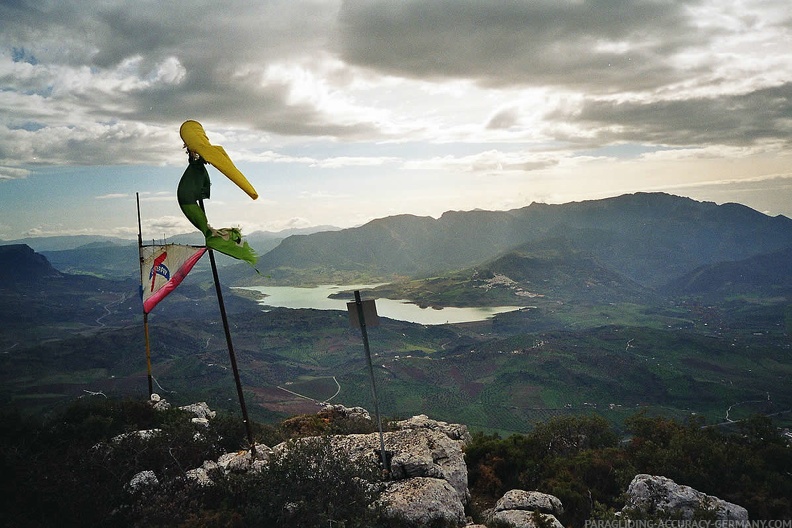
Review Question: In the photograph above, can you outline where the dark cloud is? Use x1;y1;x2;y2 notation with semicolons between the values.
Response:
337;0;712;92
0;1;360;138
1;0;790;171
571;82;792;146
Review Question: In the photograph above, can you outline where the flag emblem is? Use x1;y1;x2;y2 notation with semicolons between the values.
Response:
140;244;207;313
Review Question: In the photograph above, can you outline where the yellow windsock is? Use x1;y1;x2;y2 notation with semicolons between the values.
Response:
179;120;258;200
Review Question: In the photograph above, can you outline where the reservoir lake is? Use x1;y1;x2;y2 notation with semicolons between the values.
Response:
236;284;521;325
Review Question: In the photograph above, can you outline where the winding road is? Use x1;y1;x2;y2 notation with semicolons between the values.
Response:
95;291;132;327
277;376;341;404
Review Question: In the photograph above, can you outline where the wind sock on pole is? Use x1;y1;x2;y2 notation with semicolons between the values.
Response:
177;120;258;456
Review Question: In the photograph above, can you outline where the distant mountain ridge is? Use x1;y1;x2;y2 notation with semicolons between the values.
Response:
0;244;63;283
666;245;792;297
3;225;340;280
5;193;791;296
257;193;792;288
2;225;340;253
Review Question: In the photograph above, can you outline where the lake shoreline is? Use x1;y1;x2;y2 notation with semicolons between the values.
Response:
234;284;520;325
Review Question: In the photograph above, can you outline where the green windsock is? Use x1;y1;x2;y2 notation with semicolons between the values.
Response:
177;159;257;266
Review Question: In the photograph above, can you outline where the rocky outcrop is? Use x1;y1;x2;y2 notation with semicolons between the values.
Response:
395;414;472;445
127;470;159;493
621;474;749;520
284;420;469;526
488;510;564;528
179;401;216;421
330;427;469;502
495;490;564;516
184;443;271;486
379;477;466;527
267;413;471;527
321;403;371;421
124;401;473;527
148;393;171;411
485;489;565;528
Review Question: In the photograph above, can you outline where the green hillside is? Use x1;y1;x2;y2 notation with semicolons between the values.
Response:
2;193;791;437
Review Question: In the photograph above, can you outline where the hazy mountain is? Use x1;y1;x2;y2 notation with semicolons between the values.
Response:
0;244;63;283
361;236;657;307
479;237;657;303
0;235;135;252
21;225;340;280
665;245;792;298
162;225;340;248
1;196;790;467
255;193;792;288
0;245;138;350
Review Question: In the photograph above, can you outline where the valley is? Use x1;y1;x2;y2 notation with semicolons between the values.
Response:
1;193;791;435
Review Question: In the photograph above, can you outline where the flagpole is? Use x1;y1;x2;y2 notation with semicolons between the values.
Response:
199;199;257;456
136;193;154;397
353;290;388;471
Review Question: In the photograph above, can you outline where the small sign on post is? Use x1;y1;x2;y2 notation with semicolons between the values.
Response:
346;298;380;328
347;290;388;473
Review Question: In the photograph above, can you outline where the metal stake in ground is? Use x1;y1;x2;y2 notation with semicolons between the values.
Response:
350;290;388;471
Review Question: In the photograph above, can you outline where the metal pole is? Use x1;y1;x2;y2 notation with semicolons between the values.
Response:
354;290;387;471
200;200;257;457
136;193;154;397
143;313;153;397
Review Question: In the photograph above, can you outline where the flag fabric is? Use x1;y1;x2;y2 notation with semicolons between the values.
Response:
140;243;207;314
180;120;258;200
177;160;258;266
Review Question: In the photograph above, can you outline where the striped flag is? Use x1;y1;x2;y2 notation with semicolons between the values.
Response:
140;244;207;313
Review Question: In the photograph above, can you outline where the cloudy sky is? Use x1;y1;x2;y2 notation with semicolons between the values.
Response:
1;0;791;241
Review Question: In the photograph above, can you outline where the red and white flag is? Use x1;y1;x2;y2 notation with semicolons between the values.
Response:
140;244;206;313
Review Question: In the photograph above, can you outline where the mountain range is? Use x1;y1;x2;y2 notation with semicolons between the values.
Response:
2;192;791;430
251;192;792;290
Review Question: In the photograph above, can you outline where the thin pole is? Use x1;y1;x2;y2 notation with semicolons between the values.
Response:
136;193;154;397
200;199;256;457
143;314;153;397
354;290;388;471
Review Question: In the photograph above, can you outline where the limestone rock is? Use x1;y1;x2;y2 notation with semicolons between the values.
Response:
395;414;472;445
622;474;749;520
322;403;371;421
328;427;469;503
270;417;471;526
495;489;565;517
191;417;210;428
488;509;564;528
127;470;158;493
178;401;216;420
185;467;213;487
379;477;466;527
149;393;170;411
112;429;162;444
216;443;270;473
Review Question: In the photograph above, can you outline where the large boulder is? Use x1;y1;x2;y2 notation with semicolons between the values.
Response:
327;427;469;504
495;489;564;517
216;443;270;473
148;393;170;411
394;414;472;446
488;510;564;528
622;474;749;520
378;477;466;527
178;402;216;421
271;415;471;527
126;470;159;493
486;489;565;528
322;403;371;421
